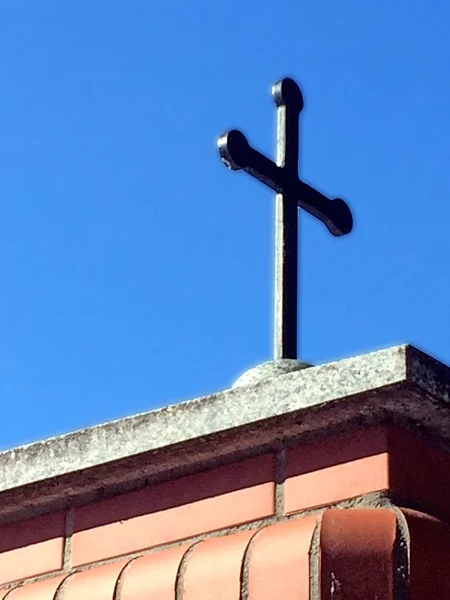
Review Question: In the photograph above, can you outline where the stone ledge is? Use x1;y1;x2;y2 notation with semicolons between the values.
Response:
1;344;450;522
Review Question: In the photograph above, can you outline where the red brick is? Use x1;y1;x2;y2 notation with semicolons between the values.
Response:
286;426;389;478
285;427;390;513
285;425;450;516
0;511;65;586
389;429;450;520
72;454;276;565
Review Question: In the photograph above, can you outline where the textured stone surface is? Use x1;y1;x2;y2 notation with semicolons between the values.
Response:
1;344;450;523
232;359;312;388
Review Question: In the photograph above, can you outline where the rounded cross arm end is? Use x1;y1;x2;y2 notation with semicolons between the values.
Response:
272;78;304;112
326;199;353;236
217;130;251;171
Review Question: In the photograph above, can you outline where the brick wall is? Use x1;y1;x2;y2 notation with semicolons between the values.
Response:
2;424;450;598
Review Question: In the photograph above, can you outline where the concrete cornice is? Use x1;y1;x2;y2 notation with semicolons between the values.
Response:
1;344;450;523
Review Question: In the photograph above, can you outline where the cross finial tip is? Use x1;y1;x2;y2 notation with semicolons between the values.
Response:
217;129;250;171
272;78;304;112
327;198;353;236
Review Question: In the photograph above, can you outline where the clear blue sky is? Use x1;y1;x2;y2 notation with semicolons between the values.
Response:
1;1;449;449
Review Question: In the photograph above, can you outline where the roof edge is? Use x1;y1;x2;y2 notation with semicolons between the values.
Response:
1;344;449;523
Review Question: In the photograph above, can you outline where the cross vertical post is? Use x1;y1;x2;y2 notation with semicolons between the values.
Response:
273;80;303;359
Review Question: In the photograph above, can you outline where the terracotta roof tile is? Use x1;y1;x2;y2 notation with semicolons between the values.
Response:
181;530;255;599
246;517;318;600
401;508;450;600
319;508;397;600
1;575;65;599
120;545;190;600
60;561;129;599
0;517;319;599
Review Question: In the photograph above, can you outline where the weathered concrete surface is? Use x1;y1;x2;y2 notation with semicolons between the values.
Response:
1;344;450;522
232;358;312;388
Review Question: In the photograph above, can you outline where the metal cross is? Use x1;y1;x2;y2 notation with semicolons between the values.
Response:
217;77;353;360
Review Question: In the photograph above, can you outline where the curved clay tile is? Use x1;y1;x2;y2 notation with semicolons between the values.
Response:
401;508;450;599
59;561;129;600
0;575;65;600
245;516;318;600
119;544;191;600
319;508;397;600
180;530;255;599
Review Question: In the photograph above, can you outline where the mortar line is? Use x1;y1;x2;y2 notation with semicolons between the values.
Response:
275;448;286;517
175;541;201;600
63;508;74;571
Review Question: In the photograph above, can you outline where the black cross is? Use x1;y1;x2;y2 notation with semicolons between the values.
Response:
217;77;353;360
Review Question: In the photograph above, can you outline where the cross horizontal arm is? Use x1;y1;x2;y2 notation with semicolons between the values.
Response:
296;183;353;237
218;129;281;190
218;130;353;236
